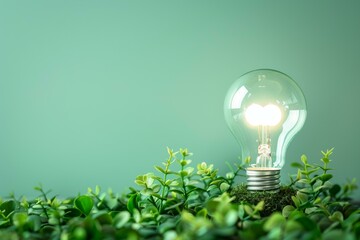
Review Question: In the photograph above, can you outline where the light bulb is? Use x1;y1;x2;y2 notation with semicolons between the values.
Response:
224;69;307;191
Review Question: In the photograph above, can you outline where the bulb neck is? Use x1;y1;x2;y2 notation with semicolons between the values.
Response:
255;125;273;167
246;168;280;191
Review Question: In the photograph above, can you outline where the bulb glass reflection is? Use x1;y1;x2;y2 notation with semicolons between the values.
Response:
224;69;307;190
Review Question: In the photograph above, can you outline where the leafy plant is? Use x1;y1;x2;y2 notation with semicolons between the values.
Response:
0;148;358;240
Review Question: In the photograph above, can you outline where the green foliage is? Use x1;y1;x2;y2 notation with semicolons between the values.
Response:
0;148;359;240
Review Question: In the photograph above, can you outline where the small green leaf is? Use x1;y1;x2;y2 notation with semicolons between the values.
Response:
321;157;330;164
320;174;333;182
301;155;308;164
113;211;131;228
92;211;112;224
291;196;300;208
254;201;265;212
210;179;223;185
180;148;190;157
291;162;303;169
296;169;302;180
264;213;285;231
27;215;41;232
133;209;141;223
180;159;191;166
284;219;303;233
295;216;318;231
74;196;94;216
220;182;230;192
298;179;311;184
244;205;254;216
0;200;16;217
329;184;341;197
226;172;235;179
155;166;167;174
225;210;238;226
296;191;308;203
196;208;208;218
64;208;82;218
179;170;188;177
282;205;295;218
95;185;101;195
169;180;179;187
151;184;161;193
167;147;173;156
238;205;245;219
329;211;344;222
12;212;28;228
244;156;251;164
305;207;318;214
48;217;59;225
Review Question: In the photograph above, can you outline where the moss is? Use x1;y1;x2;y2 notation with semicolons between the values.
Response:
230;184;296;217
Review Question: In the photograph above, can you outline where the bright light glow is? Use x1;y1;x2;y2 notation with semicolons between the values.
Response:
245;104;282;126
245;104;263;126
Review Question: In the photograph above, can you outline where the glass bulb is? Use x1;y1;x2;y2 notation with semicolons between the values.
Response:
224;69;307;191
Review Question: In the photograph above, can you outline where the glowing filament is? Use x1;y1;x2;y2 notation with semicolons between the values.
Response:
245;104;281;126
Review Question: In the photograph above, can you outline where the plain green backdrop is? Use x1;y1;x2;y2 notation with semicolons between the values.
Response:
0;1;359;199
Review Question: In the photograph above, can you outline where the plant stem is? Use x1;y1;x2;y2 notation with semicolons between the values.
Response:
159;155;172;213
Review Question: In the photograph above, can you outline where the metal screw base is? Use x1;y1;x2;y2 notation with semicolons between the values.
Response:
246;168;281;191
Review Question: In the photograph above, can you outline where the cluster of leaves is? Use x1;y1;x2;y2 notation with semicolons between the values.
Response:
0;148;359;240
279;148;360;239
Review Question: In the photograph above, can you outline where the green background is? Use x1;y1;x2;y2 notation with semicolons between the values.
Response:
0;1;359;198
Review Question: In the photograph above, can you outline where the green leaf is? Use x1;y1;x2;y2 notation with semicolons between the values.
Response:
322;229;353;240
295;216;318;231
291;162;303;169
64;208;82;218
180;159;192;166
282;205;295;218
296;191;308;203
226;172;235;179
220;182;230;192
133;209;141;223
320;174;333;182
92;211;112;224
264;213;285;231
196;208;208;218
167;147;173;157
48;217;59;225
12;212;28;228
164;201;184;211
152;184;161;193
74;195;94;216
0;200;16;217
169;180;179;187
244;205;254;216
298;179;311;184
329;211;344;222
225;209;238;226
155;166;167;174
0;219;10;227
113;211;131;228
284;219;303;233
291;196;300;208
301;155;308;164
254;201;264;212
238;205;245;219
27;215;41;232
95;185;101;195
127;193;139;214
305;167;320;175
179;170;188;177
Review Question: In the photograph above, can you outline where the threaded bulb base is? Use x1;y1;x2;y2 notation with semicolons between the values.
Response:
246;168;280;191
